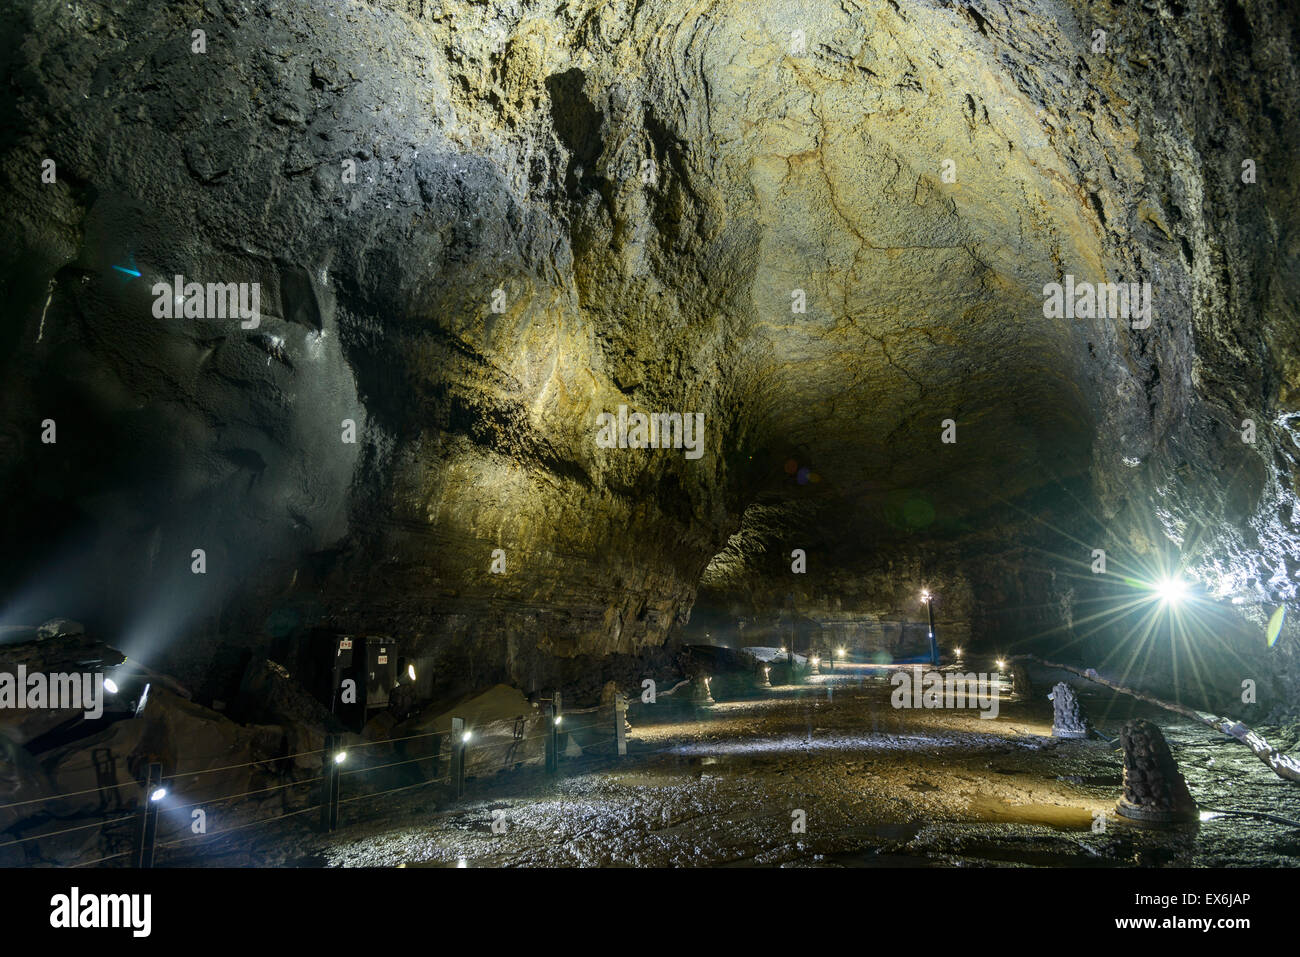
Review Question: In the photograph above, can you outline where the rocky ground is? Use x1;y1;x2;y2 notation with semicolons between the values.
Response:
143;660;1300;867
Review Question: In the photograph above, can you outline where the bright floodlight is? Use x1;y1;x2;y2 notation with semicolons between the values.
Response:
333;751;347;764
995;658;1006;671
462;732;472;743
921;590;931;602
150;787;167;802
953;647;962;657
103;678;119;694
1155;576;1188;605
407;664;417;681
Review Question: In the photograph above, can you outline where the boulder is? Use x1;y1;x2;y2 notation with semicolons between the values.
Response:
1115;718;1198;825
1048;681;1090;738
0;631;126;746
0;731;55;836
230;658;338;769
390;684;544;780
36;618;86;640
2;688;320;864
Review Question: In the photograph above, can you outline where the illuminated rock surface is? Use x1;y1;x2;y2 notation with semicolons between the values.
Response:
0;0;1296;716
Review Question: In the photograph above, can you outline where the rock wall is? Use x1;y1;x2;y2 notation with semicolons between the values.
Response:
0;0;1296;714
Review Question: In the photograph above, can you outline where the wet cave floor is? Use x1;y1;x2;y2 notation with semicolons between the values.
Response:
169;662;1300;868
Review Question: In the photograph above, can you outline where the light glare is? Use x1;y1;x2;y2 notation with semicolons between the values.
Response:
1155;576;1188;605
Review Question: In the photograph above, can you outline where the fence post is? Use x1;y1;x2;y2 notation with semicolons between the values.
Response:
319;733;331;830
319;733;341;832
134;762;162;868
451;716;466;798
545;691;561;775
614;694;627;758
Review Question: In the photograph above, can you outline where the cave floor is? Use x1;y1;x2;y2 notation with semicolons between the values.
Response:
168;662;1300;867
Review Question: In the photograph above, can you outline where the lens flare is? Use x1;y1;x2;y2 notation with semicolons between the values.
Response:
1267;606;1286;648
1155;576;1188;605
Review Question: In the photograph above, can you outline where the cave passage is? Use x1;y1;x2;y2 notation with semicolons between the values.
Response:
1;0;1299;883
144;657;1300;868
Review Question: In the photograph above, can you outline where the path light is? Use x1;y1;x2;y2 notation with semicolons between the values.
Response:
922;590;938;665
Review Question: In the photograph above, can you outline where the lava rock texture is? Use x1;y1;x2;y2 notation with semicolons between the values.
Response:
1116;716;1199;823
0;0;1297;713
1048;680;1090;738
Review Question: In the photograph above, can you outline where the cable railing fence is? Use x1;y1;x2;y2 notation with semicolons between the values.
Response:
0;690;669;867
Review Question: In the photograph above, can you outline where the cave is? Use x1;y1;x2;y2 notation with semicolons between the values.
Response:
1;0;1299;893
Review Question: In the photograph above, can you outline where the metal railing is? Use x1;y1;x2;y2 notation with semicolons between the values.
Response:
0;691;644;867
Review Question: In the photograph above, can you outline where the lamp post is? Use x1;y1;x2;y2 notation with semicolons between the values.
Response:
922;590;938;665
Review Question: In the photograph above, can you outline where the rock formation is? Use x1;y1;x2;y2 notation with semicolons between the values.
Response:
0;0;1296;718
1115;716;1199;823
1048;681;1090;738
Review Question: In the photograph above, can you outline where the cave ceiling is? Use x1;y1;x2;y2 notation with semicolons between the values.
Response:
0;0;1296;689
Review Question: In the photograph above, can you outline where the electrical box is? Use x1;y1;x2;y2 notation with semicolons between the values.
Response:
334;635;355;670
364;637;395;710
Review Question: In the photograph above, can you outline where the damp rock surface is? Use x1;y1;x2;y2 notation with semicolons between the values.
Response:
139;663;1300;868
0;0;1296;709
